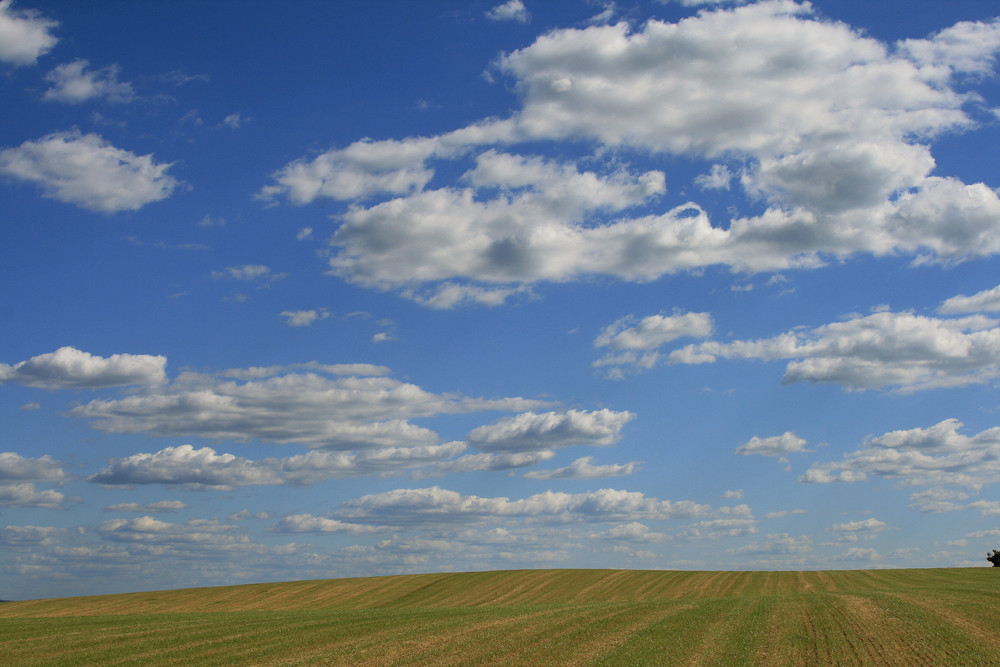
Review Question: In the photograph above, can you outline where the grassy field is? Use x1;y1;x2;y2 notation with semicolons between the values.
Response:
1;568;998;665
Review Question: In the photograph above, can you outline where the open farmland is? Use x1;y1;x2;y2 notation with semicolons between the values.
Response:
1;568;998;665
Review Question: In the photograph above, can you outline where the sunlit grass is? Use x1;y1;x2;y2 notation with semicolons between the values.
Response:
1;568;997;665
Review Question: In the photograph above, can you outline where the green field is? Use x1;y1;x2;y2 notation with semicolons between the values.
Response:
1;568;998;665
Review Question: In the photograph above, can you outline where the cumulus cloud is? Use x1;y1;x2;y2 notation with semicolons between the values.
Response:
486;0;529;24
843;547;879;562
0;0;57;65
90;443;466;488
732;533;812;556
0;482;65;508
280;308;330;327
594;311;712;372
71;364;546;450
938;283;1000;314
0;346;167;389
466;409;635;451
105;500;187;513
335;486;719;527
0;452;68;509
0;525;65;546
98;516;248;546
426;450;556;476
801;419;1000;490
0;452;67;482
272;514;384;534
736;432;809;457
523;456;641;480
899;17;1000;78
668;309;1000;392
830;518;887;534
259;2;1000;307
43;59;134;103
0;131;180;212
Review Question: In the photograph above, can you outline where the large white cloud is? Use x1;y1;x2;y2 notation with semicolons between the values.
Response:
665;309;1000;392
801;419;1000;490
71;364;546;449
0;0;57;65
261;2;1000;307
0;346;167;389
0;131;180;212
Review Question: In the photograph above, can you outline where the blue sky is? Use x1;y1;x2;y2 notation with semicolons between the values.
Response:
2;0;1000;599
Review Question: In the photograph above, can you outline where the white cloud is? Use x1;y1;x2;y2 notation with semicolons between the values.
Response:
43;59;134;103
0;525;65;546
467;409;635;451
71;365;546;450
938;283;1000;314
212;264;287;282
801;419;1000;490
732;533;812;556
722;489;744;500
486;0;529;24
523;456;640;480
593;521;668;543
0;453;68;509
98;516;248;546
272;514;383;534
676;515;758;541
899;17;1000;78
280;308;330;327
0;452;67;482
336;486;717;526
426;451;556;476
0;0;57;65
258;3;1000;306
736;432;809;457
105;500;187;513
669;309;1000;392
217;362;390;379
258;136;441;204
0;131;179;212
694;164;733;190
763;508;807;519
0;346;167;389
594;311;712;371
324;152;667;300
830;518;887;534
843;547;879;562
0;482;65;508
221;113;245;129
90;443;466;488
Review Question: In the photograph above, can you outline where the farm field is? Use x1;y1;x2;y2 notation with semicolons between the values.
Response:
1;568;998;665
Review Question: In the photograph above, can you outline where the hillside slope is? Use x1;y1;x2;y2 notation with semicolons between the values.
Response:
1;569;998;665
